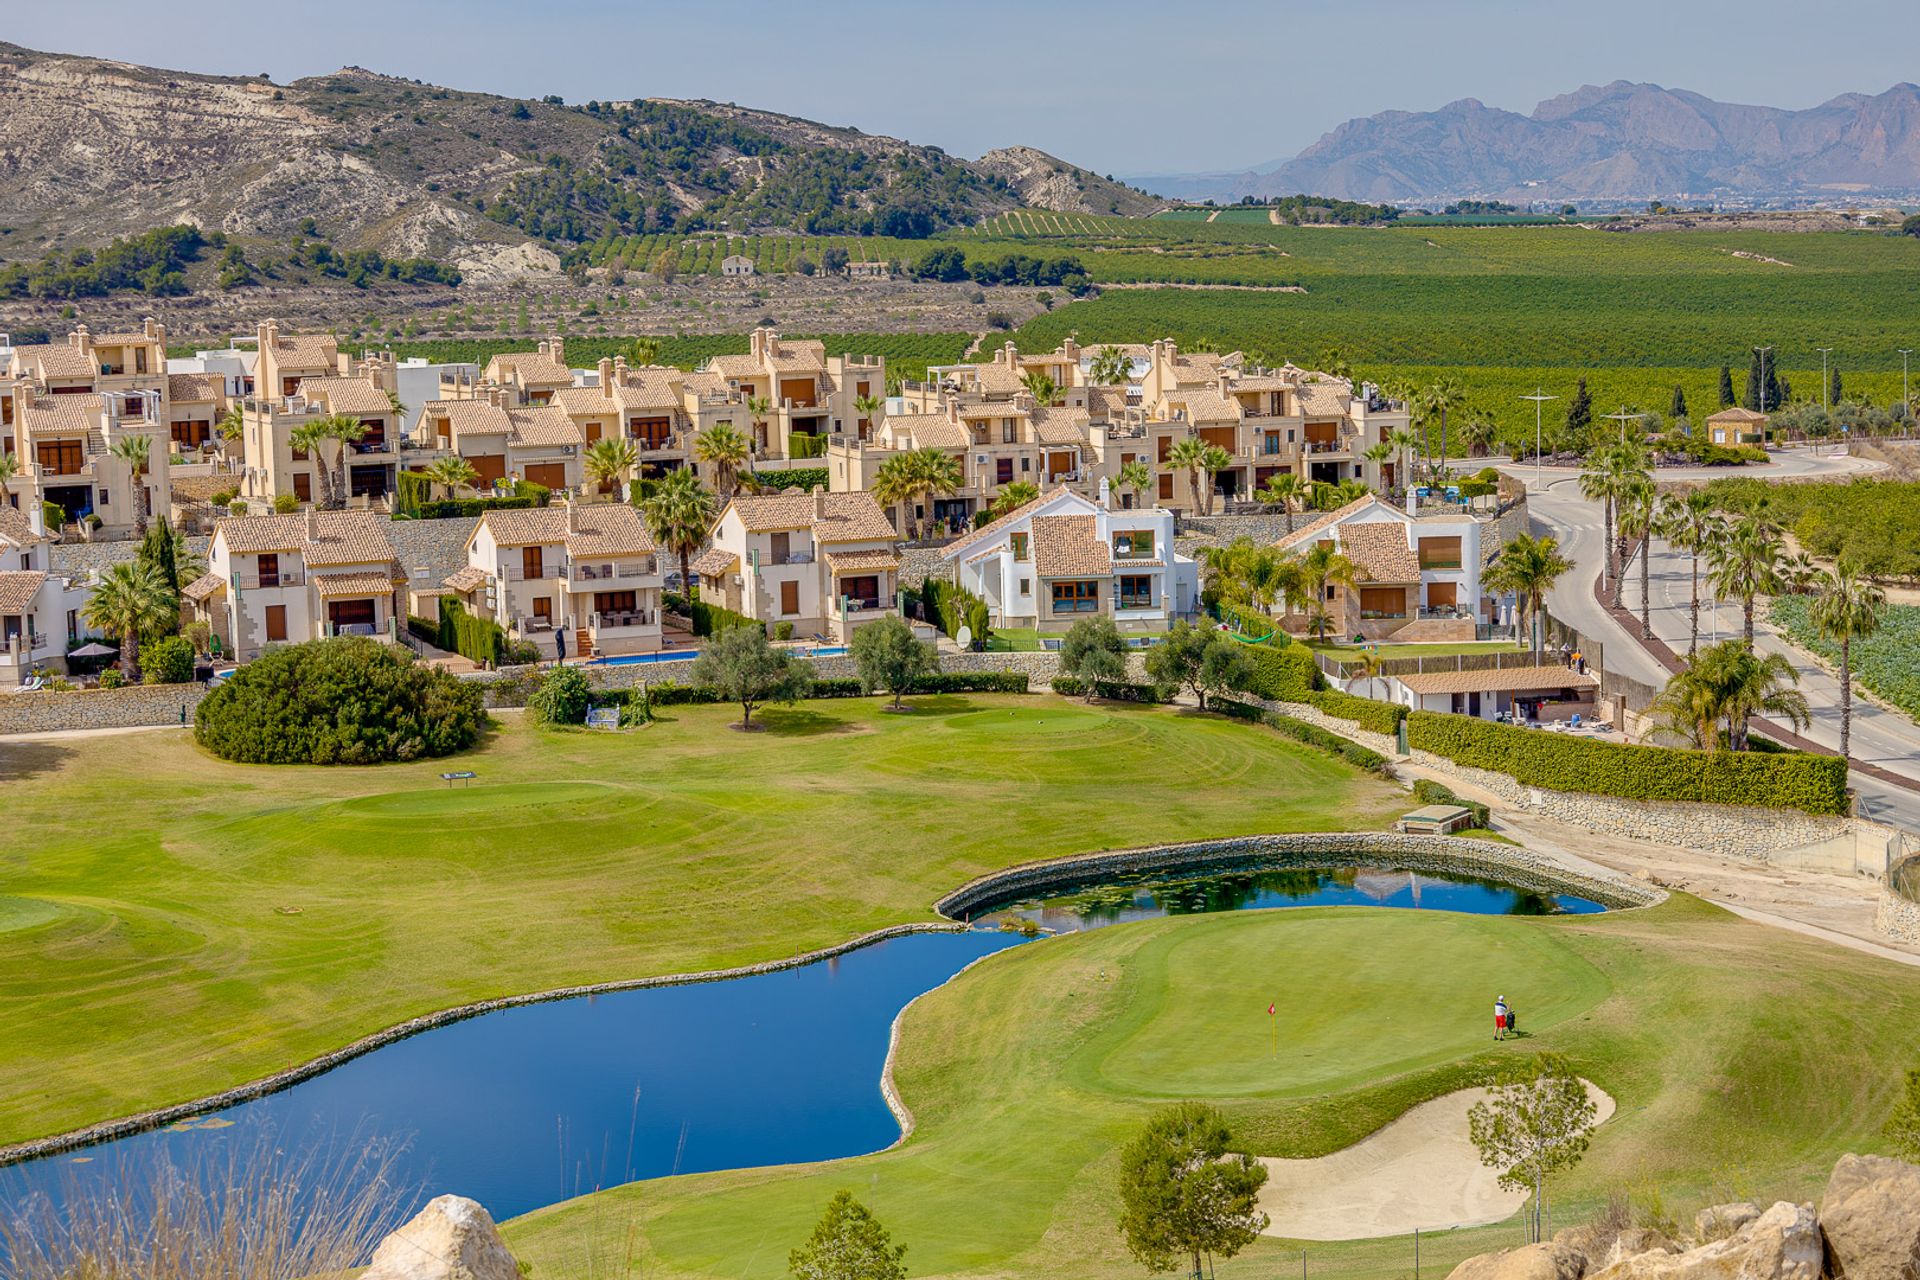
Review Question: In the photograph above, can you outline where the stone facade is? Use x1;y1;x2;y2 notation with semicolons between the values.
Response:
0;682;207;735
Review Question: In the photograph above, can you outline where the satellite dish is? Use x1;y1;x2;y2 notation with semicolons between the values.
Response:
956;625;973;650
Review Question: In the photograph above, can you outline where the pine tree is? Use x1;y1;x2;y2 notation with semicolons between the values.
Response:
1670;384;1687;420
1718;365;1736;408
1564;377;1592;444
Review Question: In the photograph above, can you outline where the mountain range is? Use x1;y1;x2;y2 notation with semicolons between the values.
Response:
0;42;1159;277
1132;81;1920;206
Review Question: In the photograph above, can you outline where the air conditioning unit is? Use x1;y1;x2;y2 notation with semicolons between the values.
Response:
562;444;576;455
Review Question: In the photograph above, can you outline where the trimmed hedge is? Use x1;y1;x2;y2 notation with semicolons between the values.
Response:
1051;676;1171;703
1308;686;1408;736
665;592;762;638
606;669;1026;717
1406;711;1849;815
1233;641;1406;735
1411;778;1491;829
438;598;508;666
749;466;828;491
1217;700;1389;774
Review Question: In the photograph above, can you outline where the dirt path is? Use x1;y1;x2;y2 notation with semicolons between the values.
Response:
1257;1082;1615;1240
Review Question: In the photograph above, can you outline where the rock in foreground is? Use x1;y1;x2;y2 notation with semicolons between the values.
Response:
1820;1153;1920;1280
362;1194;522;1280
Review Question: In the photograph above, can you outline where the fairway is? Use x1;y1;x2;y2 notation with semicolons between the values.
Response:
507;898;1920;1280
0;696;1406;1148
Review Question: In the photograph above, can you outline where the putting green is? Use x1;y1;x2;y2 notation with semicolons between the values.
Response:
0;695;1406;1146
509;898;1920;1280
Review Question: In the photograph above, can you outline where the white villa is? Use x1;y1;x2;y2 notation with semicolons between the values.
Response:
940;484;1199;632
697;488;901;641
453;502;664;659
186;510;405;662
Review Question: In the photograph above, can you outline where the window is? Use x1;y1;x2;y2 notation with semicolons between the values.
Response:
97;489;111;508
523;546;545;580
1010;532;1029;561
1417;537;1463;570
593;590;638;613
1118;576;1153;609
1112;530;1153;560
1359;587;1406;618
1051;580;1098;613
264;605;287;642
996;458;1014;485
293;473;312;503
328;599;376;630
533;598;553;622
839;575;880;608
257;554;280;588
1001;422;1017;444
1158;474;1174;500
36;440;84;475
1021;457;1032;472
1019;577;1031;596
770;531;791;563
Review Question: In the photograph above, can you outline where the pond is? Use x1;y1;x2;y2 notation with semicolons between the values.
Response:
0;860;1604;1235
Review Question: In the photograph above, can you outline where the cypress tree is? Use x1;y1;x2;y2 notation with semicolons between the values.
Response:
1718;365;1736;408
1830;364;1842;405
135;518;183;636
1745;351;1764;411
1670;384;1688;419
1564;377;1592;443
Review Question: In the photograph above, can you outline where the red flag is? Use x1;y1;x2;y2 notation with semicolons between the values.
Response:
1267;1002;1276;1016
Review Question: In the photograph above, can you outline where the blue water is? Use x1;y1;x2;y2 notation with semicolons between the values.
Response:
0;862;1604;1234
596;644;847;667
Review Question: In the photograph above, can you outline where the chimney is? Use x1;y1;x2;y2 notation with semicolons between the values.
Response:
143;316;158;339
811;484;826;521
305;507;318;541
16;383;33;412
614;355;629;379
598;357;614;396
536;339;550;361
566;498;580;535
1098;476;1112;510
549;335;564;365
26;500;44;538
263;319;279;350
70;324;90;351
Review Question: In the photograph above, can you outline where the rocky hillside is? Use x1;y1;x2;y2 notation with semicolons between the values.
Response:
0;43;1160;273
1161;80;1920;205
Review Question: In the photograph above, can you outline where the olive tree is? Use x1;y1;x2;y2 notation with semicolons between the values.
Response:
1117;1102;1268;1279
1468;1054;1598;1243
1060;616;1126;700
788;1191;906;1280
848;615;936;710
690;625;811;729
1144;621;1252;711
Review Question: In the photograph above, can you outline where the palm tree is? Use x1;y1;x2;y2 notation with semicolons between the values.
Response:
1777;551;1821;596
0;449;19;485
109;434;154;534
319;413;367;508
907;448;961;533
1616;475;1657;633
1579;440;1650;605
582;438;637;497
423;455;479;501
1087;346;1133;387
1709;517;1782;647
1655;490;1719;658
642;469;715;598
1417;377;1468;482
1256;471;1308;533
631;336;662;366
1317;347;1355;383
217;403;245;445
1810;564;1887;759
745;394;773;453
1351;649;1387;702
1167;436;1210;515
989;481;1040;519
1653;639;1809;752
288;420;336;510
1198;444;1233;515
1387;426;1417;498
1484;532;1573;660
693;424;750;502
1296;540;1359;642
1361;441;1393;492
1116;459;1153;509
852;393;885;440
871;452;920;537
83;560;175;681
1019;370;1059;407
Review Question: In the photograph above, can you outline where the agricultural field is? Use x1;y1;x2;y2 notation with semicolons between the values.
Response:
1703;477;1920;582
372;331;974;382
1769;596;1920;722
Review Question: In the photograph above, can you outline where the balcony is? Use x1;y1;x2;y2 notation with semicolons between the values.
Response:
590;609;657;631
499;565;558;582
571;560;658;582
234;570;303;589
348;437;393;455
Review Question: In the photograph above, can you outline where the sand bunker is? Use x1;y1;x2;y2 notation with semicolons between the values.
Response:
1256;1081;1614;1241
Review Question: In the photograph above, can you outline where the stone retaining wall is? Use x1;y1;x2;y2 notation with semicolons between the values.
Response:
0;682;208;735
935;831;1663;918
1875;892;1920;945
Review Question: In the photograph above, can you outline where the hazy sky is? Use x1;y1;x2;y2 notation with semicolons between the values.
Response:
13;0;1917;175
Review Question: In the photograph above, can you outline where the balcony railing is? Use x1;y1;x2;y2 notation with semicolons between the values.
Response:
348;438;392;455
233;571;304;589
572;560;658;582
499;566;556;582
590;610;657;631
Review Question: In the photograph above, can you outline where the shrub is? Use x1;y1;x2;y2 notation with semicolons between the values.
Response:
193;638;486;764
97;667;125;689
773;621;795;641
138;635;196;685
908;670;1027;694
1059;617;1126;695
528;664;594;726
272;493;299;514
1307;686;1408;736
1237;641;1321;701
1051;676;1170;703
1219;701;1390;773
850;615;937;707
1406;711;1848;815
437;598;508;666
750;466;828;491
689;626;812;728
1145;620;1252;710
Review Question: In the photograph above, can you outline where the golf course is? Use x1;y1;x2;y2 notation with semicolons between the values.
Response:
0;695;1405;1147
504;895;1920;1279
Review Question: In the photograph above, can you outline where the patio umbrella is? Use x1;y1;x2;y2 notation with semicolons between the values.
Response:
68;642;118;658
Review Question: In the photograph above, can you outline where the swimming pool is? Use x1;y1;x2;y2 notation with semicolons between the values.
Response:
596;644;847;667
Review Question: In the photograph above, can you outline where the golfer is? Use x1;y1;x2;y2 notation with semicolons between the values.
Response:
1494;995;1509;1041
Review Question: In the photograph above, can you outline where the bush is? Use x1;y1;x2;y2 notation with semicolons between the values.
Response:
97;667;125;689
193;638;486;764
528;664;593;726
1051;676;1170;703
774;621;795;641
908;670;1027;694
1411;778;1491;828
1307;686;1408;735
750;466;828;491
437;598;508;666
1237;641;1321;701
1217;701;1389;773
138;635;196;685
1406;711;1849;815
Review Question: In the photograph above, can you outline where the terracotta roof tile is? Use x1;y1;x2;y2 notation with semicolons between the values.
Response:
442;565;490;593
167;373;224;402
12;343;97;380
22;394;105;435
1030;406;1091;446
1297;380;1354;418
726;491;896;543
266;332;339;369
1275;495;1383;551
479;504;656;557
1338;520;1420;582
311;568;404;598
824;548;901;574
940;485;1082;558
298;376;392;416
507;406;584;448
0;570;47;613
489;351;573;386
1031;514;1111;578
216;511;395;566
423;399;513;436
692;547;740;578
181;571;224;602
1395;665;1596;696
0;506;47;547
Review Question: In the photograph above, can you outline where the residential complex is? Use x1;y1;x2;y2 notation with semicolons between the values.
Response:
454;502;664;658
1274;494;1490;642
0;503;85;688
698;488;902;641
184;510;406;663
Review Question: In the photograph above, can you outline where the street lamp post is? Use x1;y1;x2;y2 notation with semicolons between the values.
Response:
1520;389;1558;486
1900;349;1913;433
1753;344;1775;414
1603;407;1640;444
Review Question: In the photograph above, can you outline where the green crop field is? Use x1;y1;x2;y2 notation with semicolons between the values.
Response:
374;331;973;382
509;895;1920;1279
0;697;1404;1148
1770;596;1920;721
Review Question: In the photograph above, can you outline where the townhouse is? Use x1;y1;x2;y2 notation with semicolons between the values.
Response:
3;320;176;535
699;329;886;462
940;485;1199;632
455;501;664;658
0;503;85;687
696;487;901;641
1273;494;1490;642
184;510;405;662
237;364;403;507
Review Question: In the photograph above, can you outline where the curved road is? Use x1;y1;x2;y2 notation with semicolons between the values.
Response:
1501;447;1920;831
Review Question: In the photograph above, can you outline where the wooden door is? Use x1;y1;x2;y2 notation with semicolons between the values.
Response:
525;463;568;490
779;580;799;615
264;605;287;642
523;546;545;580
471;453;506;487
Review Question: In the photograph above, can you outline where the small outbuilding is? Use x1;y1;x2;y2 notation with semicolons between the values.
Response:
720;255;755;277
1396;804;1475;836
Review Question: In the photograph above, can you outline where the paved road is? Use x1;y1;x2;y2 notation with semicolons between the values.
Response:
1501;447;1920;831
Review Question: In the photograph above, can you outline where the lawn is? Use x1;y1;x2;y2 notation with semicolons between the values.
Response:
0;695;1406;1148
508;896;1920;1280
